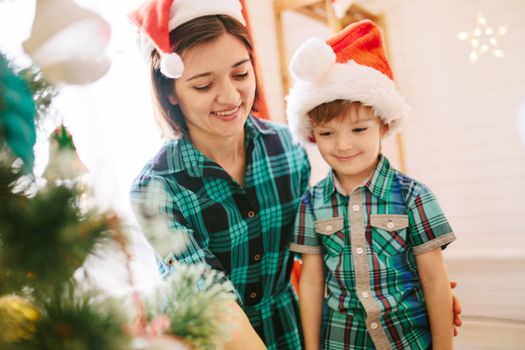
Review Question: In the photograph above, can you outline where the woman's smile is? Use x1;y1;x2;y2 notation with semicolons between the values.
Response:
211;105;242;120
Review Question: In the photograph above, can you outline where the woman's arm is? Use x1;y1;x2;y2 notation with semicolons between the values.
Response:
223;301;266;350
416;247;453;350
299;253;325;350
450;280;463;336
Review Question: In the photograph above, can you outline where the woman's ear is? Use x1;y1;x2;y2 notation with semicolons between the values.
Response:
168;93;178;105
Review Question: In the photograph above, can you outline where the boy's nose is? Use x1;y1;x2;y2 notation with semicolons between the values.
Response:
216;79;240;105
335;136;353;151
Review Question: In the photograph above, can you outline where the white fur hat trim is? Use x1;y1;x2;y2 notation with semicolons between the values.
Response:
169;0;245;31
286;60;410;143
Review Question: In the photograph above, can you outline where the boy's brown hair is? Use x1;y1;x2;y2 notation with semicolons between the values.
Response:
308;100;377;126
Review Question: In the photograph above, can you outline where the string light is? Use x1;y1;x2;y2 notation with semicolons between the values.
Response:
457;13;508;63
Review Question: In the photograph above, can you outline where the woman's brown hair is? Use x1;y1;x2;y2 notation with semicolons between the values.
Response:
149;15;259;138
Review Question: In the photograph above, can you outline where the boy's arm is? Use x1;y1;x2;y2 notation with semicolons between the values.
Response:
299;253;325;350
416;247;454;350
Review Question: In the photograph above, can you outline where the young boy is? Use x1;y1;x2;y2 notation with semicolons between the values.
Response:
287;20;456;350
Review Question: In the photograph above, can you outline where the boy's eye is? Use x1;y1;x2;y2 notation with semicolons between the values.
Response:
318;131;334;137
353;127;368;133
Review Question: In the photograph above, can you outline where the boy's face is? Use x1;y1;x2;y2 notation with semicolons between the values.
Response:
311;103;386;188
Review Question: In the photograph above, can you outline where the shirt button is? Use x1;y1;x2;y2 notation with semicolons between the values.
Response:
387;221;395;230
356;247;364;255
254;254;261;262
249;292;257;299
352;204;360;212
370;322;378;330
362;291;369;298
247;211;255;218
325;224;333;231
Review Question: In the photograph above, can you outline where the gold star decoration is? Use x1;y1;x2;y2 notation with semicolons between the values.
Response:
457;13;508;63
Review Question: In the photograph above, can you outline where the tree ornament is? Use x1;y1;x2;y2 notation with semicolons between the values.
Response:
43;124;88;181
22;0;112;85
0;54;37;169
0;295;39;344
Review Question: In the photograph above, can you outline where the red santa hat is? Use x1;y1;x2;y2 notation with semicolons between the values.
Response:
129;0;246;79
286;19;409;143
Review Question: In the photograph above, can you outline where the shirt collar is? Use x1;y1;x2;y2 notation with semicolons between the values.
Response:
323;154;394;201
150;115;273;177
365;154;394;201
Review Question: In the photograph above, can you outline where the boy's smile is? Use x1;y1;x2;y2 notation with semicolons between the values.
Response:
311;103;387;193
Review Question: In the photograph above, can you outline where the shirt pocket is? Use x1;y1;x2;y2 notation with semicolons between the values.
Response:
315;217;345;257
369;214;409;257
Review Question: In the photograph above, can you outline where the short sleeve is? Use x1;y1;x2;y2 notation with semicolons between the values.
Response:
289;191;322;254
406;185;456;255
130;174;227;278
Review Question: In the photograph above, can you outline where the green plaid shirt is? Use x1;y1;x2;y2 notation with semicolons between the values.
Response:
130;116;310;349
290;155;455;350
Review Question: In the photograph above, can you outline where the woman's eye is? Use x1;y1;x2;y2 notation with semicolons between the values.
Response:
233;72;249;79
353;127;368;133
193;85;212;91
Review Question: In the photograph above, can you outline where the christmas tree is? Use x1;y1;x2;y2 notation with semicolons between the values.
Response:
0;50;131;350
0;1;235;349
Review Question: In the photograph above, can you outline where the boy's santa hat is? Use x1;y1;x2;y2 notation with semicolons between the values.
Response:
286;20;409;143
129;0;245;79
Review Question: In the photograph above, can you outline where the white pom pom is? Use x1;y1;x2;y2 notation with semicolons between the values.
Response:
290;37;335;82
160;53;185;79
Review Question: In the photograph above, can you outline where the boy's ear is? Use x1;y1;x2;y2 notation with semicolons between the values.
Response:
381;122;390;137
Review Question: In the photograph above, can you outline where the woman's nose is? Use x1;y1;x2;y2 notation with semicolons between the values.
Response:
216;79;240;105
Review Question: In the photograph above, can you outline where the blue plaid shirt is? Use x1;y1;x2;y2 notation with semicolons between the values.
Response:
290;155;455;349
130;116;310;349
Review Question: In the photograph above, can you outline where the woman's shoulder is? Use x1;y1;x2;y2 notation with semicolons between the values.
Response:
248;116;305;151
131;140;181;189
248;115;292;137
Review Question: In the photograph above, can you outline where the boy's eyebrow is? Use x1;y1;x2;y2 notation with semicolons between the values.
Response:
186;59;252;82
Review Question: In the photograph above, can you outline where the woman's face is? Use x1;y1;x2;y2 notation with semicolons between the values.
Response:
170;33;256;141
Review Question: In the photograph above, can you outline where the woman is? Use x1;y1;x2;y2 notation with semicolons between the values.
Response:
128;1;461;349
129;1;309;349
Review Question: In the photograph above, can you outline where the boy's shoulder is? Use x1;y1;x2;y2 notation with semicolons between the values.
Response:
389;166;436;206
303;173;334;201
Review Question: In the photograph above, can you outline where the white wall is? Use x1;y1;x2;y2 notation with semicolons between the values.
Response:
245;0;525;322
